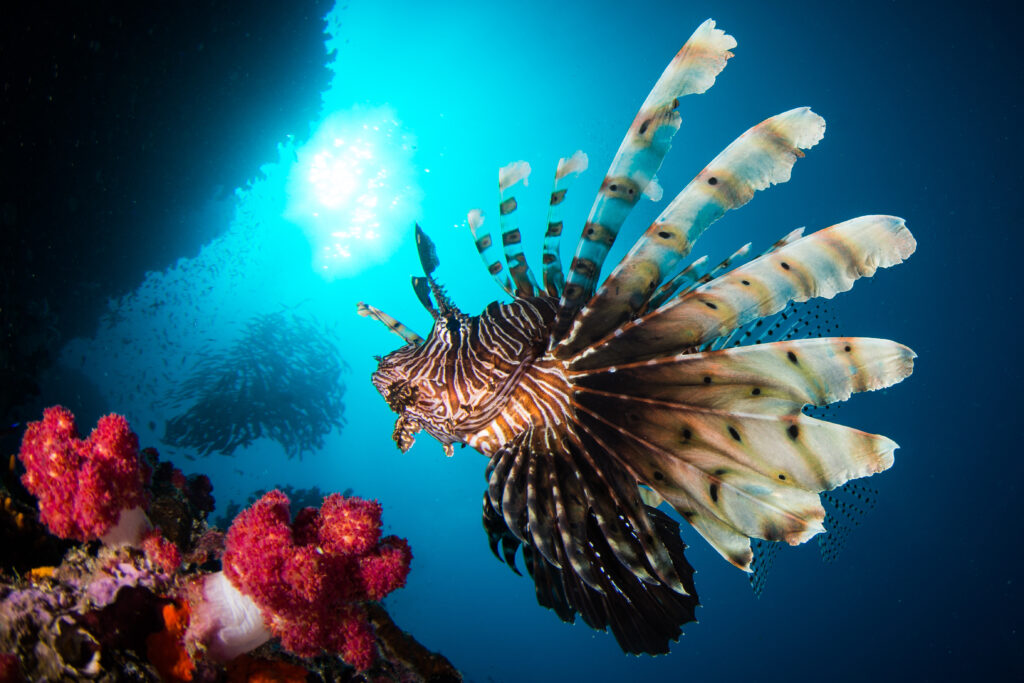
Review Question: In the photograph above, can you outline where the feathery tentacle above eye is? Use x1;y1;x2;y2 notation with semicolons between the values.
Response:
572;215;917;369
498;161;541;298
541;151;589;298
411;276;435;316
467;209;516;297
551;19;737;344
556;108;825;357
414;224;461;318
356;303;424;345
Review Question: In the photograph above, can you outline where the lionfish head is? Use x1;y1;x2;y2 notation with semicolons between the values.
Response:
371;315;466;457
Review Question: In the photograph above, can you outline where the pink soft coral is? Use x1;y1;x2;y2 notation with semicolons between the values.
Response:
191;490;412;670
18;406;150;543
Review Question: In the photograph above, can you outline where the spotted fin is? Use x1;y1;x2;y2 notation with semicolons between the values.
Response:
356;303;423;345
569;337;917;415
552;19;737;343
498;161;541;297
467;209;515;297
646;255;709;312
680;242;751;298
573;215;917;369
557;108;825;357
541;151;589;297
570;336;913;568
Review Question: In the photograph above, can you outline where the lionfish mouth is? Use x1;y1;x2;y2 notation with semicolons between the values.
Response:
391;414;420;454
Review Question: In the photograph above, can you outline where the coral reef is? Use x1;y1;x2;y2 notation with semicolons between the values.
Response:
198;490;412;670
18;406;150;544
212;484;330;530
1;406;460;681
162;312;349;459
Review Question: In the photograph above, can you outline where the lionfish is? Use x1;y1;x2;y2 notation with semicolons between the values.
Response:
360;19;916;654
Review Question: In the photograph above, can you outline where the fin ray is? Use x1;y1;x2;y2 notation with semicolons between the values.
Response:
557;108;825;356
356;303;423;345
573;215;916;368
552;19;737;342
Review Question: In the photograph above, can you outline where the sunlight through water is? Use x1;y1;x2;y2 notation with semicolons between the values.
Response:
284;107;420;278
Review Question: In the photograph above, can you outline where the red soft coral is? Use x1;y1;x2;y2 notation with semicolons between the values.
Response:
18;406;150;542
318;494;382;555
142;530;183;573
220;490;411;670
358;536;412;601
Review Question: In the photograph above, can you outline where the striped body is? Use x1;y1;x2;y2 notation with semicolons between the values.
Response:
361;18;916;655
372;298;569;456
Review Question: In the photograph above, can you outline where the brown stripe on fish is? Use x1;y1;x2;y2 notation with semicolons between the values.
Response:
569;257;600;279
500;197;518;215
550;189;567;205
502;229;523;246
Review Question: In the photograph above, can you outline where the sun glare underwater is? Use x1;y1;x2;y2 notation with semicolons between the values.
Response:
5;0;1020;681
285;107;420;277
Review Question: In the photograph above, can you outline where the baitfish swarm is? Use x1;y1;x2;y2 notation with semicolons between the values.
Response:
361;19;916;654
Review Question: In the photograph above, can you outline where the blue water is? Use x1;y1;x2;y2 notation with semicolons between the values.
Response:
40;0;1020;680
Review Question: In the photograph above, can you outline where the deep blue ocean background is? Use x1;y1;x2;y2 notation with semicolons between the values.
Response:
3;0;1020;680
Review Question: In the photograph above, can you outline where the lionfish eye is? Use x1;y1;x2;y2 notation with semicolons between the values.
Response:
445;316;460;333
